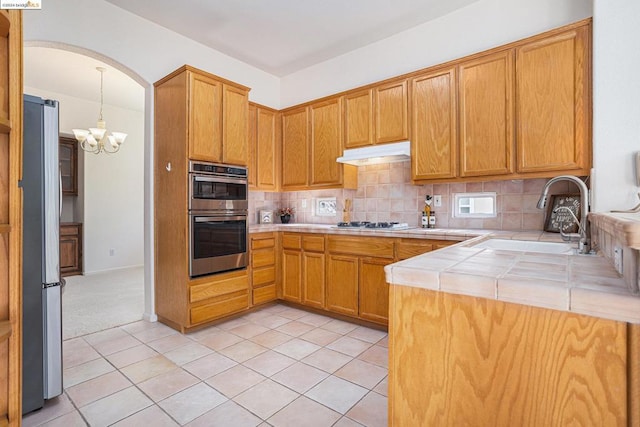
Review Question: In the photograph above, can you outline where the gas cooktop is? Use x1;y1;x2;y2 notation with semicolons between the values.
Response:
335;221;411;230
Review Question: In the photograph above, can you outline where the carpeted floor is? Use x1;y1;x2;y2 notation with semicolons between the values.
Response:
62;266;145;340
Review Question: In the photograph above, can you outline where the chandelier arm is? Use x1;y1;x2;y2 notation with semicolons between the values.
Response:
99;68;104;122
102;143;120;154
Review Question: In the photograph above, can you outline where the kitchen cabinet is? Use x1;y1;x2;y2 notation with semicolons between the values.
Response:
458;50;514;178
411;67;458;181
0;10;22;425
409;19;591;184
389;286;637;426
189;270;249;325
281;101;357;191
250;232;277;305
160;66;249;165
248;103;279;191
395;238;454;260
154;65;251;332
327;235;395;325
343;89;374;148
374;79;409;144
59;136;78;196
222;84;249;166
515;25;590;175
281;233;325;308
281;106;309;189
326;254;359;316
310;97;344;187
60;223;83;277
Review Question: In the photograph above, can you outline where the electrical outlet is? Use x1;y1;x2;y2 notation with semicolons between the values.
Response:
301;199;307;208
434;195;442;207
614;246;623;274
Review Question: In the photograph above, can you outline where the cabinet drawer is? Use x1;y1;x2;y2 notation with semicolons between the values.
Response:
252;266;275;287
253;284;277;305
282;233;302;250
302;235;325;252
251;236;275;250
252;250;275;269
327;236;394;258
190;292;248;324
396;240;434;260
60;224;81;236
190;272;249;303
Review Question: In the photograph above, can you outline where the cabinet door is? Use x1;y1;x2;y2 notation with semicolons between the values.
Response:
359;257;392;325
302;252;325;309
458;51;514;177
222;84;249;166
189;72;222;162
282;250;302;302
411;68;458;181
344;89;374;148
281;107;309;189
310;98;343;187
256;108;278;190
516;27;590;174
326;254;358;316
60;225;82;276
59;136;78;195
374;80;409;144
248;104;257;188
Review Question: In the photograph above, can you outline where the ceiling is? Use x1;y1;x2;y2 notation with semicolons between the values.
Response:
24;47;145;112
104;0;479;77
24;0;479;110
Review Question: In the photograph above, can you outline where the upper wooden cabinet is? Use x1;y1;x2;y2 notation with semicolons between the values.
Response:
59;136;78;196
515;26;590;175
188;72;222;162
281;106;309;189
343;89;374;148
410;19;591;183
458;50;514;177
159;66;249;166
411;67;458;181
282;100;357;191
222;84;249;166
248;103;278;191
344;81;409;149
310;97;343;187
374;79;409;144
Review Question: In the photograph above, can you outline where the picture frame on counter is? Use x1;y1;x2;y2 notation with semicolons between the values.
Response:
544;193;581;233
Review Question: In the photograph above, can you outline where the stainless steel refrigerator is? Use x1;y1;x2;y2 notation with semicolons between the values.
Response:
22;94;63;414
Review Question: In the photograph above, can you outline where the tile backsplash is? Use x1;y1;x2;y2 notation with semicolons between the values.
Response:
249;162;581;231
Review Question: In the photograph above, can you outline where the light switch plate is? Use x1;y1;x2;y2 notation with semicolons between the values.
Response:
434;195;442;207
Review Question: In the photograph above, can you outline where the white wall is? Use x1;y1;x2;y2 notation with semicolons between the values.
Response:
591;0;640;213
280;0;592;106
25;86;145;274
24;0;281;107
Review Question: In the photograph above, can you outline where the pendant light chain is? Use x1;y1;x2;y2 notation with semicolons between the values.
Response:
99;68;104;122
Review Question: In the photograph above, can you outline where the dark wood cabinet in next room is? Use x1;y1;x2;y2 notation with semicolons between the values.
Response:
59;135;78;196
60;223;83;277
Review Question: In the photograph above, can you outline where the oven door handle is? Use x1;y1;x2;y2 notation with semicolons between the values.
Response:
193;175;247;185
194;216;247;223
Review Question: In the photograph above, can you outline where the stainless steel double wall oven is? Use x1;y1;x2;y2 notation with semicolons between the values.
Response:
188;161;248;278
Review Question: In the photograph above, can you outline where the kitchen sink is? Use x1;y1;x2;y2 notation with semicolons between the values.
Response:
472;238;576;254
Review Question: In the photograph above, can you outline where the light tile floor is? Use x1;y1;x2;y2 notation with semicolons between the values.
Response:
23;304;388;426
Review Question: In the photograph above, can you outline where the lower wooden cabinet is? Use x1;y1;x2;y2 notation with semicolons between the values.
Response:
326;254;359;316
250;232;278;305
188;269;249;327
389;285;637;426
302;252;325;308
359;257;393;324
281;233;326;307
282;250;302;302
60;223;82;277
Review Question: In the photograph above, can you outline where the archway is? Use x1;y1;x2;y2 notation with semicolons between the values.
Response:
24;41;156;326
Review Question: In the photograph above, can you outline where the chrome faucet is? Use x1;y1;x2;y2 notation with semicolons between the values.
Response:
536;175;591;254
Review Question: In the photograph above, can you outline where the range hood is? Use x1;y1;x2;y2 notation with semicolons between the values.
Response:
336;141;410;166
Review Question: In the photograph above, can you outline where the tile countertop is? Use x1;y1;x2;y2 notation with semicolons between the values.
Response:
385;231;640;324
249;223;560;242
